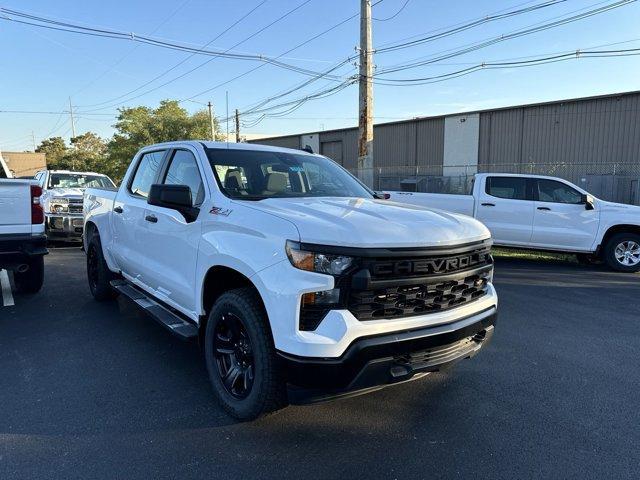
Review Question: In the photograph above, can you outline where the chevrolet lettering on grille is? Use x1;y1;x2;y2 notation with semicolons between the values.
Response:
372;252;490;276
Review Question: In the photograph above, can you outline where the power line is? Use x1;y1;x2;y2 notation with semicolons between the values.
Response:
373;0;411;21
373;47;640;85
0;3;337;90
70;0;193;99
75;0;282;110
375;0;567;54
180;0;386;103
375;0;636;75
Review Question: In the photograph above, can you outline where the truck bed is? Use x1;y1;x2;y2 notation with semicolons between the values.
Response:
385;191;475;217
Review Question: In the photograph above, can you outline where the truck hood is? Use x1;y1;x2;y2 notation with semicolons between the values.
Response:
598;199;640;215
46;187;84;199
241;197;490;248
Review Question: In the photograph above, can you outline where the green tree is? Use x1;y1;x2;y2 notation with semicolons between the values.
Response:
106;100;222;182
35;136;67;168
63;132;107;172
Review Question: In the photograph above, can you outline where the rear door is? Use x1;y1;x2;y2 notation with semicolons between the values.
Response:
530;178;599;251
141;148;206;314
475;176;535;246
111;149;168;282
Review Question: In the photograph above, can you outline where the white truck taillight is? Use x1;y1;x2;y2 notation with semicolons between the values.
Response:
31;184;44;224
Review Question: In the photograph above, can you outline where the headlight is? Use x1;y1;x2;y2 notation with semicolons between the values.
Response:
49;197;69;214
285;240;354;275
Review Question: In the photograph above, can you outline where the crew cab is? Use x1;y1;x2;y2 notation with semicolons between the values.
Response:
0;165;47;293
388;173;640;272
84;141;498;420
34;169;116;242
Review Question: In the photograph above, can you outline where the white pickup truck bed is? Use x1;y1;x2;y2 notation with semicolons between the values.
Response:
386;191;475;217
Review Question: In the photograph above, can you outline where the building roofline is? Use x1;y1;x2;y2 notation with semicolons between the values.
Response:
251;89;640;140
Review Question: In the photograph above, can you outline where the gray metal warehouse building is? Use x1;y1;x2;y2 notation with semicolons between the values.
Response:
250;90;640;205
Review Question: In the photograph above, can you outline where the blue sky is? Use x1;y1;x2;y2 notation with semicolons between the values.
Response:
1;0;639;151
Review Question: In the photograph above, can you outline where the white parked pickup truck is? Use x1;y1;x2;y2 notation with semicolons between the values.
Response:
388;173;640;272
34;170;116;242
84;141;498;420
0;163;47;292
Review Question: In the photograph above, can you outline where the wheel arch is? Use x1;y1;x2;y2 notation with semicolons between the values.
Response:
600;224;640;251
83;220;98;250
199;265;271;345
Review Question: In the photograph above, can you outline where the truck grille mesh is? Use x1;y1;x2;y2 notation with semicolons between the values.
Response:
348;272;491;321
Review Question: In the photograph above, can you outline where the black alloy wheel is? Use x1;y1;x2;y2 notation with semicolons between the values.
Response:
213;312;255;399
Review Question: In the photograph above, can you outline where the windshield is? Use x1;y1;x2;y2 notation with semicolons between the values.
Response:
205;148;373;200
48;173;115;189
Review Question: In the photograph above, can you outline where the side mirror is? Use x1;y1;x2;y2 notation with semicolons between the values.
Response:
581;193;595;211
373;191;391;200
148;184;199;222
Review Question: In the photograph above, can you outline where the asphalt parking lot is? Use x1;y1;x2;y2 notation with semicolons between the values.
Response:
1;248;639;480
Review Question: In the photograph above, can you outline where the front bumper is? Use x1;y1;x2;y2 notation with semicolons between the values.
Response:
0;233;48;270
281;306;496;404
46;214;83;240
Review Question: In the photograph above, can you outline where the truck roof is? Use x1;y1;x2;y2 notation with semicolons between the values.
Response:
146;140;315;156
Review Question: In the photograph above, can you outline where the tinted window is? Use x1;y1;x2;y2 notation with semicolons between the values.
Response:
129;150;165;198
537;179;583;204
163;150;204;205
205;148;372;200
486;177;528;200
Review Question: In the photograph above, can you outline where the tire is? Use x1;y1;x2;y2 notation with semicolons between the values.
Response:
14;256;44;294
87;235;118;301
603;232;640;273
204;287;286;421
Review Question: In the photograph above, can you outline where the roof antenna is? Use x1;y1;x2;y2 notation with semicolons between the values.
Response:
302;145;314;154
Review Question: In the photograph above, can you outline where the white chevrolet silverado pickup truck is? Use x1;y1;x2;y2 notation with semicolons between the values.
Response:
388;173;640;272
0;160;47;293
84;141;498;420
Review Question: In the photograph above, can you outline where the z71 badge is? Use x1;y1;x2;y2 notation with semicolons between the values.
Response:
210;206;232;216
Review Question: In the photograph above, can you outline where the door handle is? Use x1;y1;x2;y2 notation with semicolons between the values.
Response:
113;206;123;214
481;203;495;207
145;214;158;223
537;207;551;211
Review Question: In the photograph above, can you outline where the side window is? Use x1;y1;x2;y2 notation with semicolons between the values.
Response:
129;150;166;198
163;150;204;205
537;179;583;204
37;172;46;188
485;177;528;200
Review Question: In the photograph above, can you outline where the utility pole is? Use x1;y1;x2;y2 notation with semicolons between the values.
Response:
68;96;76;138
207;102;216;141
357;0;374;188
31;131;36;151
225;91;229;143
235;109;240;143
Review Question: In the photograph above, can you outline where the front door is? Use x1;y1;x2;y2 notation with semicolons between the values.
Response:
530;178;600;251
111;149;167;283
475;176;535;246
141;148;206;315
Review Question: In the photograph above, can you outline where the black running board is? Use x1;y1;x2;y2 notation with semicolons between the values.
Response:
110;279;198;340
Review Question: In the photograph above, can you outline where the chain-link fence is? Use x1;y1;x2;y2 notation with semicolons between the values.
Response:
348;163;640;205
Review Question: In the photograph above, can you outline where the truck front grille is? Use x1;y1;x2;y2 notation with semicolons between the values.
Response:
68;198;83;214
348;271;490;321
346;240;493;322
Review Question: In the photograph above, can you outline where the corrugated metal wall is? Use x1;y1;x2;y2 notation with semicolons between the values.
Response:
478;93;640;171
254;135;300;150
